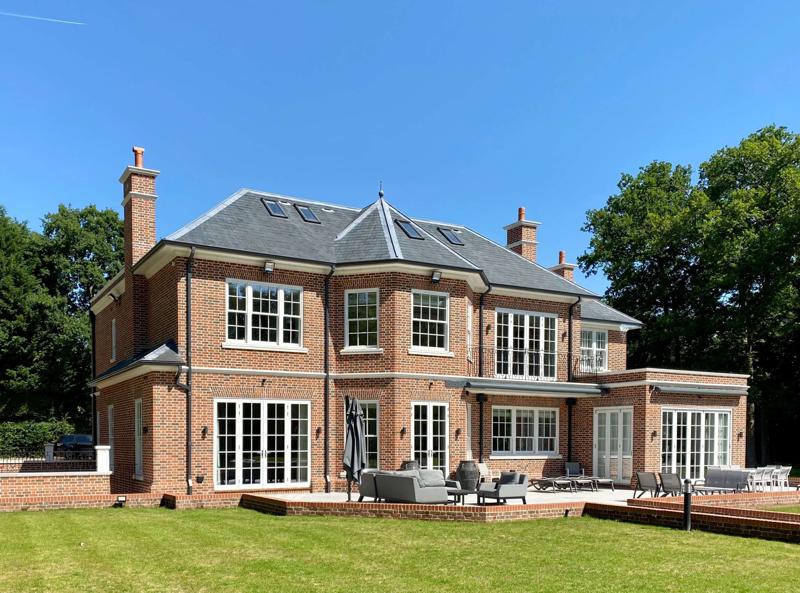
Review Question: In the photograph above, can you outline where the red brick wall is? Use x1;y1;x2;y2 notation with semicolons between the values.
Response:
0;473;110;499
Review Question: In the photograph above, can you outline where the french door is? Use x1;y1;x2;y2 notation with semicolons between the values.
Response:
593;407;632;484
215;399;310;489
661;409;730;480
412;403;448;474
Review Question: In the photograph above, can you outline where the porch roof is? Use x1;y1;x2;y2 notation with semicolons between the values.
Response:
447;378;603;397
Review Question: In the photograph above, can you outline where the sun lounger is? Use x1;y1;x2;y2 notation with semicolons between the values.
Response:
634;472;660;498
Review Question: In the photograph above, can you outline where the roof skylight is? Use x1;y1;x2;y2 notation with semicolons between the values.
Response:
438;227;464;246
395;219;424;240
295;204;321;224
261;198;288;218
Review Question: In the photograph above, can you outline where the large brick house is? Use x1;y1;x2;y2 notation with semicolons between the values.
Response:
90;148;749;496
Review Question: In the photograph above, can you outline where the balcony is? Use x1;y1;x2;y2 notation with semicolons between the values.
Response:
467;347;602;382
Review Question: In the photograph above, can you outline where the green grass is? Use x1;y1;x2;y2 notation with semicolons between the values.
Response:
1;508;799;593
763;505;800;514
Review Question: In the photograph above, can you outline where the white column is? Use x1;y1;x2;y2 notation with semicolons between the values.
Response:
95;445;111;473
44;443;55;462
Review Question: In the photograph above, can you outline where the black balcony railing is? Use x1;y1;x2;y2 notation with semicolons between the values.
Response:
467;347;601;382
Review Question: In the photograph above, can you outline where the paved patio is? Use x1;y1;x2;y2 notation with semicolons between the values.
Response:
268;486;634;506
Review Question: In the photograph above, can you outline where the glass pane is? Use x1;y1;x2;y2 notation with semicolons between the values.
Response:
216;402;237;486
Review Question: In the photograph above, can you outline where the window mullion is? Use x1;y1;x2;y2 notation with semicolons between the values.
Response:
277;287;284;346
235;401;243;486
245;285;253;344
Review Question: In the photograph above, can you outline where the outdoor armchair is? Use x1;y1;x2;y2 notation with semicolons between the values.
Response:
634;472;660;498
658;472;682;496
477;472;528;505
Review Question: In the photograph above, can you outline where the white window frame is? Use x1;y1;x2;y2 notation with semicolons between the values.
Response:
490;405;560;458
213;398;312;490
134;399;143;480
580;328;608;372
495;308;558;381
224;279;304;350
359;400;380;470
410;289;451;354
107;404;114;472
343;289;380;351
660;407;733;480
110;318;117;362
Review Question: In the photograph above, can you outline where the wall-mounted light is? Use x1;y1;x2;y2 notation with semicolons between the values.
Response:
651;430;658;440
316;426;323;438
455;428;462;438
201;426;208;439
264;261;275;274
400;426;407;437
114;495;127;508
431;270;442;284
737;431;744;441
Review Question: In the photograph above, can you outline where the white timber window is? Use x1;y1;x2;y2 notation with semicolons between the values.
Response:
411;290;449;352
344;289;379;349
580;329;608;372
492;406;559;456
225;280;303;348
661;409;731;480
466;301;474;362
495;309;557;380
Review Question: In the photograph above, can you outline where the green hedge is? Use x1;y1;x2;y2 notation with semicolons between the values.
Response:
0;420;75;457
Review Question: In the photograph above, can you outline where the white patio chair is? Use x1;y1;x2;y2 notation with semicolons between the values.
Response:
774;466;791;490
477;462;496;483
750;468;770;492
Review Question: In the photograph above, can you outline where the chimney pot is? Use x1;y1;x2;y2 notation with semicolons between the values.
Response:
518;207;526;221
559;250;566;265
132;146;145;168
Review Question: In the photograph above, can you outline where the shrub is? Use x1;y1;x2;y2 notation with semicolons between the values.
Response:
0;419;75;457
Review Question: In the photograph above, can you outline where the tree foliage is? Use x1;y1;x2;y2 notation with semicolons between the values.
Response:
0;205;122;427
580;125;800;464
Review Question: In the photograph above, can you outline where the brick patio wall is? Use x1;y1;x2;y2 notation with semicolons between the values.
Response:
0;472;111;500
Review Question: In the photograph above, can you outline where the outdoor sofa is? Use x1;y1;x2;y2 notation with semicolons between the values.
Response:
359;469;460;504
693;469;750;494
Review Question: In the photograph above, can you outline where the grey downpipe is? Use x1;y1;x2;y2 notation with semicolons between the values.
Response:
323;265;335;492
477;280;490;462
185;246;196;495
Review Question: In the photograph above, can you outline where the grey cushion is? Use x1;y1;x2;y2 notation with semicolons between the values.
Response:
498;472;517;485
418;469;446;488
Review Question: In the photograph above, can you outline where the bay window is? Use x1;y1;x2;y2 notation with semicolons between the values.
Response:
495;310;557;380
345;290;379;348
492;406;559;456
411;290;449;351
226;280;303;347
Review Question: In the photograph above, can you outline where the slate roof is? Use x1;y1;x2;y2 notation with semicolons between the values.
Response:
166;188;638;325
581;299;642;327
92;340;183;384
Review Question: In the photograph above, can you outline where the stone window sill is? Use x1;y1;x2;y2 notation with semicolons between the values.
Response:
408;348;455;358
222;342;308;354
339;347;384;355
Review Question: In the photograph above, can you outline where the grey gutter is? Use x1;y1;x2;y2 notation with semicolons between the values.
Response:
449;378;603;396
185;246;196;496
652;384;748;397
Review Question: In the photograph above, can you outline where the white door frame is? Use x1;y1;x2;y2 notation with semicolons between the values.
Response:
593;406;633;484
411;401;449;473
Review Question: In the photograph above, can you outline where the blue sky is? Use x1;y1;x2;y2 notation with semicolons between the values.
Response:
1;1;798;294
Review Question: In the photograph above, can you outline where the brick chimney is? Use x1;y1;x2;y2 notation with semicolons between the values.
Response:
504;206;540;262
549;250;576;282
120;146;159;271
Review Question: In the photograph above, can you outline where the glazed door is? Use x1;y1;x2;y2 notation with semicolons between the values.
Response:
412;403;448;474
593;408;632;484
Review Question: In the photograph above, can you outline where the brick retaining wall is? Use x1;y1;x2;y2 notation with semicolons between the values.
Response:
0;472;112;499
0;492;163;512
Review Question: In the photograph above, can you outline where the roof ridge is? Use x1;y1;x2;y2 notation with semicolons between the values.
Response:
167;188;249;240
459;225;599;297
385;203;479;270
378;198;403;259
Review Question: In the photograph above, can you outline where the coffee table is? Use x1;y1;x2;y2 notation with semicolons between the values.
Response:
447;488;476;505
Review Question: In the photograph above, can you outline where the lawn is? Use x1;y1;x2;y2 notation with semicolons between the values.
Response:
1;509;799;593
764;505;800;514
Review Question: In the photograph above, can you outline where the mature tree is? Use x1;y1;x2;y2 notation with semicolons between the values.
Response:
580;125;800;464
0;205;122;426
37;205;124;313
